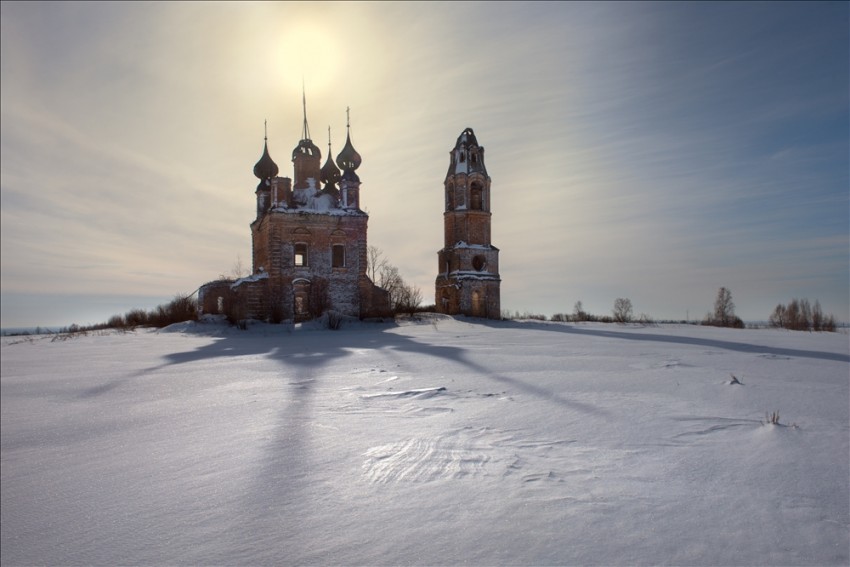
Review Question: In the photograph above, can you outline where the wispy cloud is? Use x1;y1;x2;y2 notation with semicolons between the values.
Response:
1;1;847;327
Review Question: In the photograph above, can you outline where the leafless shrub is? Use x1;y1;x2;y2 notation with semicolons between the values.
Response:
613;298;633;323
325;310;343;330
637;313;656;326
148;294;198;328
769;298;837;332
573;301;589;322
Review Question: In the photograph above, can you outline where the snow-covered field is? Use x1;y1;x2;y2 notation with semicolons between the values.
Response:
2;315;848;566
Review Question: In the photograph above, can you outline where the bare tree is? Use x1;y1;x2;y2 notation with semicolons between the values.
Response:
799;298;812;331
573;300;588;322
613;298;633;323
713;287;736;327
368;246;422;314
396;282;423;315
219;254;250;281
768;303;786;328
377;264;404;305
811;300;823;332
367;245;388;284
771;298;836;332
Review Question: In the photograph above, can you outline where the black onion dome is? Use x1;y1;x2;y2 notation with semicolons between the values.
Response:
336;132;361;172
292;139;321;161
321;153;341;188
253;140;279;180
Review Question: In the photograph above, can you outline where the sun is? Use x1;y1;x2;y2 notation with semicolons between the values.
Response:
269;23;341;94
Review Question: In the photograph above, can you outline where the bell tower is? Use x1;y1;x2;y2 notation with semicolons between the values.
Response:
436;128;500;318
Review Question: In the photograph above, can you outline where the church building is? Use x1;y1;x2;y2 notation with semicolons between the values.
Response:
198;105;390;322
435;128;501;319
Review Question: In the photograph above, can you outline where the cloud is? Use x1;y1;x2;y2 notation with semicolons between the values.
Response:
1;1;847;327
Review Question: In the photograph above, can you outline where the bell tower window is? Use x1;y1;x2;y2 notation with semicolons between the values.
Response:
332;244;345;268
295;243;308;267
471;182;483;210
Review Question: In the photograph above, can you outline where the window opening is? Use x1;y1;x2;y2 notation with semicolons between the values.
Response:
471;183;483;210
332;244;346;268
295;243;308;267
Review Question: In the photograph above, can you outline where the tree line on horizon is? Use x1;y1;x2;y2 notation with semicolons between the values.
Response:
7;284;840;337
504;287;838;332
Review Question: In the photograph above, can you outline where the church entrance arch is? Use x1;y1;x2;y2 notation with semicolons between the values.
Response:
293;279;311;322
472;290;485;317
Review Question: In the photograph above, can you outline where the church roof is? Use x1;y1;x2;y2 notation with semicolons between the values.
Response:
446;127;487;177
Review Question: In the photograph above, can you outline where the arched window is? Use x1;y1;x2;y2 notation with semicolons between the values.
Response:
332;244;345;268
456;185;465;208
294;243;308;267
470;182;483;210
293;279;311;321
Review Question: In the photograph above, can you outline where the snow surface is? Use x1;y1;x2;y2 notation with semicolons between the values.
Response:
2;316;848;566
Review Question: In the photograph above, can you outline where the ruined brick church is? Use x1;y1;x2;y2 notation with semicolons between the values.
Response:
198;104;500;322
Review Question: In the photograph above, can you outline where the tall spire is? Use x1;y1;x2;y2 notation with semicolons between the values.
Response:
301;79;311;141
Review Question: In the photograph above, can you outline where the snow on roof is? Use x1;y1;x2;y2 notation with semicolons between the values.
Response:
270;206;366;217
447;270;501;281
230;271;269;289
452;241;495;250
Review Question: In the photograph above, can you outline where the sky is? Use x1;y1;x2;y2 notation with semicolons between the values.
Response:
1;1;848;328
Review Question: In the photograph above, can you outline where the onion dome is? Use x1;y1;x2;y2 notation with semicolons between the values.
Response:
336;135;361;183
253;139;279;180
321;128;342;189
336;132;361;172
335;107;361;182
321;152;341;186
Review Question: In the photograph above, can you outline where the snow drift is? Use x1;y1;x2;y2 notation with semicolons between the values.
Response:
2;316;848;565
